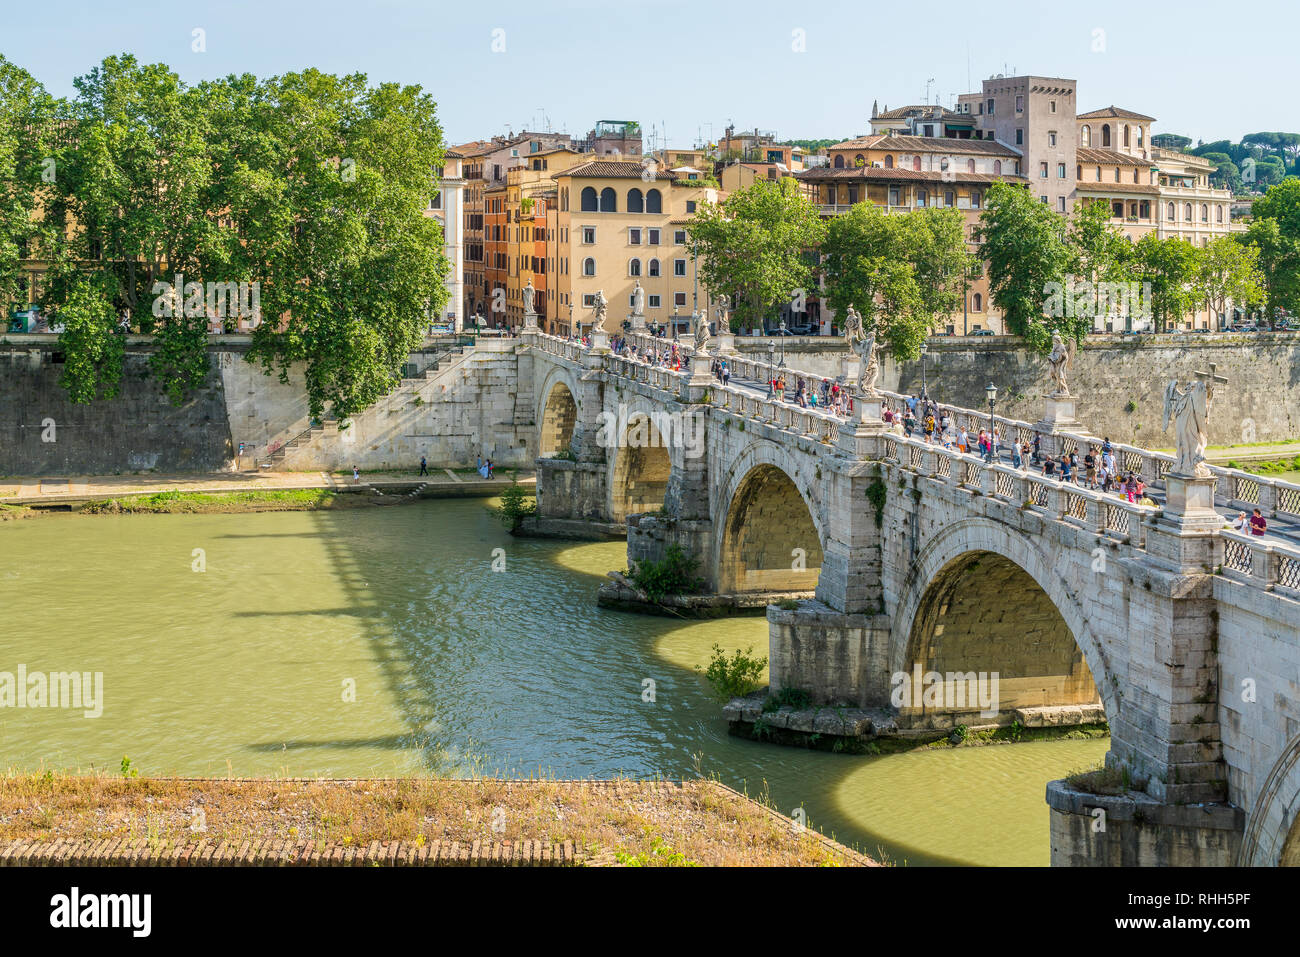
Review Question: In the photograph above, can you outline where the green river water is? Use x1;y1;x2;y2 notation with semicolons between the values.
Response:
0;499;1107;866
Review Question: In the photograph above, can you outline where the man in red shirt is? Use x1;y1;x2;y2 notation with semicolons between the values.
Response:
1250;508;1268;536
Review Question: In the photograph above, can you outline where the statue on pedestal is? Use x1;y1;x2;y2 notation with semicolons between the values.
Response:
1047;332;1076;396
590;289;609;334
1163;366;1226;478
693;313;711;354
631;279;645;318
522;278;535;316
844;304;879;395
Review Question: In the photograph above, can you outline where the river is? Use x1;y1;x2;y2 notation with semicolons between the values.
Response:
0;499;1107;866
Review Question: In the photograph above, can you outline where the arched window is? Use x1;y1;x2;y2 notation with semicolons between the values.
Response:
1123;124;1130;148
583;257;595;276
627;188;643;213
1081;125;1091;147
629;258;641;277
973;293;982;312
993;160;1002;175
580;187;598;211
1076;164;1082;180
912;155;921;171
1167;202;1176;220
645;189;662;213
967;158;975;173
599;188;617;212
884;155;893;169
1216;205;1224;223
1185;203;1192;221
1136;126;1144;146
833;155;845;169
648;258;660;277
1102;124;1111;147
1201;203;1209;222
1133;169;1139;184
854;154;865;167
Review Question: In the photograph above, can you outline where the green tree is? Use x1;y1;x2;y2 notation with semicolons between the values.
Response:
1196;236;1264;328
1130;235;1200;332
822;204;970;360
1151;133;1191;151
0;56;58;311
977;182;1073;350
1240;218;1300;323
688;177;826;332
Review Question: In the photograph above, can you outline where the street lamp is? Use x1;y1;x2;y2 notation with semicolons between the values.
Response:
672;304;680;342
767;342;776;396
985;382;998;462
919;340;929;400
778;321;787;368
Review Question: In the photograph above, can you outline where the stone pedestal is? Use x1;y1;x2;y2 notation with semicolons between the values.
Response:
588;330;611;354
628;312;645;331
713;332;736;355
688;351;712;385
523;309;538;331
1034;392;1090;458
768;602;894;708
1150;474;1223;564
834;393;885;459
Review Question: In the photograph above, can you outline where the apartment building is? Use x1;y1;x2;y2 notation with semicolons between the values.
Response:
546;161;717;337
797;133;1027;334
455;131;575;323
422;149;465;332
869;103;977;139
502;148;586;328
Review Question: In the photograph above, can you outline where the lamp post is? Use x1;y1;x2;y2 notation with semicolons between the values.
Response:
778;321;787;368
767;342;776;396
671;304;680;342
985;381;997;462
920;340;929;400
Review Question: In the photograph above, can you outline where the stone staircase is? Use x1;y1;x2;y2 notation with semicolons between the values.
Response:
256;347;472;469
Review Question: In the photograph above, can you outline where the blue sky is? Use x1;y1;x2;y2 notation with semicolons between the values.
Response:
4;0;1293;147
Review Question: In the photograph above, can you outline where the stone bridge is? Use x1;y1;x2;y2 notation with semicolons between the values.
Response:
523;324;1300;867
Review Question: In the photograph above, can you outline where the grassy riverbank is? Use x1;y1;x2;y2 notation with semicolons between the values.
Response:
0;773;871;867
77;488;351;514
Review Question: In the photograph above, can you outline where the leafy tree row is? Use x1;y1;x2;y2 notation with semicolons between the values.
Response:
0;54;449;419
1153;131;1300;192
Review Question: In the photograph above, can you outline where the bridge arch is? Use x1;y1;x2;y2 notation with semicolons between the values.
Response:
1239;734;1300;866
537;366;580;457
713;440;825;594
889;517;1117;726
609;413;673;522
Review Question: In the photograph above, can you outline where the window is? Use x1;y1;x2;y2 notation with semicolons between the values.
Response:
1123;125;1130;148
1136;126;1144;146
1167;202;1175;220
993;160;1001;175
974;293;983;311
648;258;660;277
648;294;661;308
629;258;641;277
1050;100;1057;113
1015;94;1024;112
646;189;662;213
629;228;641;245
1041;196;1048;204
674;230;686;244
971;191;981;209
685;200;696;213
580;187;598;211
986;98;995;115
1102;124;1111;147
1201;204;1209;222
884;154;894;169
888;186;900;206
673;259;686;276
1216;205;1224;223
912;155;921;171
1076;164;1082;180
582;227;595;244
648;228;660;245
1081;125;1091;147
627;188;644;213
1016;129;1024;146
1112;201;1123;218
599;188;617;212
967;158;975;173
1139;201;1150;219
916;188;927;207
582;294;595;307
1057;163;1065;178
1058;196;1066;212
1114;168;1120;183
833;155;845;169
1185;203;1193;220
1039;162;1048;178
944;190;954;207
674;292;687;306
582;258;595;276
1048;131;1057;147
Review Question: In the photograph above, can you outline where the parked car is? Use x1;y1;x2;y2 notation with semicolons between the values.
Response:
970;328;995;336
